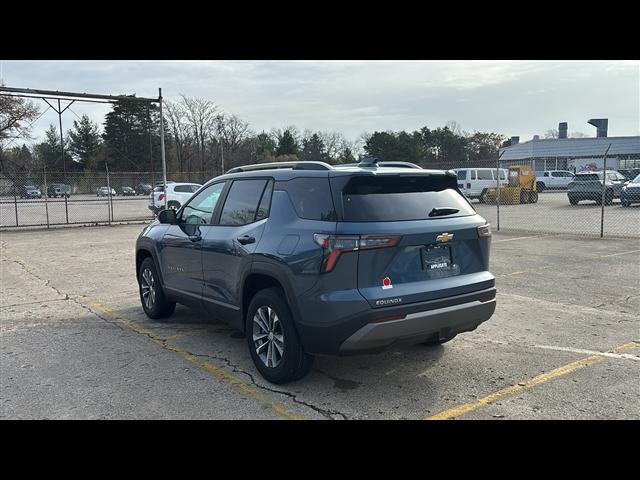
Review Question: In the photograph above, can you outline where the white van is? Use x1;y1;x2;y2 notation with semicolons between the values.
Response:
455;168;508;202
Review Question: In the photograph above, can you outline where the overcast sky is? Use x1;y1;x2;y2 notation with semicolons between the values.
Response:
1;60;638;145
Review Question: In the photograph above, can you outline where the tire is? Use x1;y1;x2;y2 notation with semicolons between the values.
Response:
138;257;176;319
621;200;630;207
478;190;487;204
167;201;181;210
421;332;457;346
529;191;538;203
569;196;578;205
536;182;545;192
604;190;613;206
520;190;529;204
246;287;314;384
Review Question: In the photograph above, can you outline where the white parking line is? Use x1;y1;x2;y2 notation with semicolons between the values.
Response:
533;344;640;361
492;235;548;243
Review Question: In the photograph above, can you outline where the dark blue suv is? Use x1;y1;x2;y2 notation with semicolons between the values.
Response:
135;160;496;383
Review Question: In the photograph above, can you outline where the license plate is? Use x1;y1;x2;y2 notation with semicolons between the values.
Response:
421;245;452;271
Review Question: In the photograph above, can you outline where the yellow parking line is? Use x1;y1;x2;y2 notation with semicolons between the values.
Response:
426;340;639;420
82;297;306;420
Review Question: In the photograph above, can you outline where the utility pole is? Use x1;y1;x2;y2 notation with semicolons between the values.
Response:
159;88;167;209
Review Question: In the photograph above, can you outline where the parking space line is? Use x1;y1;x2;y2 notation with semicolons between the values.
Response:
426;340;639;420
493;235;549;243
532;344;640;361
81;296;306;420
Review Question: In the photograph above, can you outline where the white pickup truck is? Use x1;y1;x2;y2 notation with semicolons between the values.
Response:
149;182;202;214
535;170;575;191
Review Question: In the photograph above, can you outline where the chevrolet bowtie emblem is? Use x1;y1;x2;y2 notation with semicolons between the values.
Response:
436;233;454;243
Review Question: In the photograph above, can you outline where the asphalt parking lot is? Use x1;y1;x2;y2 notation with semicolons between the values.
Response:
1;224;639;419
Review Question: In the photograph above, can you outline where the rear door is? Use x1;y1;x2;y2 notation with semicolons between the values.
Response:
330;172;493;308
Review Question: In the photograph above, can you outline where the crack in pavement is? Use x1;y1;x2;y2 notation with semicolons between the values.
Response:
187;351;348;420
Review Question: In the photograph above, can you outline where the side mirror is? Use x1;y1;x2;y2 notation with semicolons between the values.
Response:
158;208;178;224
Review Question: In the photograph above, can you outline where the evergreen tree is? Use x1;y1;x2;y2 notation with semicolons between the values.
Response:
276;129;299;156
255;131;276;162
337;147;356;164
35;124;72;171
68;115;102;168
299;133;326;161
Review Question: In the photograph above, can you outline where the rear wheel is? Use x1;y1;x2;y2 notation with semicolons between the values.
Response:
246;287;314;384
536;182;545;192
138;257;176;319
621;199;631;207
421;332;457;346
167;200;181;210
569;196;579;205
529;191;538;203
604;189;614;205
478;190;487;204
520;190;529;204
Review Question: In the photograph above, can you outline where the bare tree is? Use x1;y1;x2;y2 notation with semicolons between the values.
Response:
544;129;559;139
164;100;191;173
219;114;252;167
0;93;41;143
570;132;589;138
180;95;218;173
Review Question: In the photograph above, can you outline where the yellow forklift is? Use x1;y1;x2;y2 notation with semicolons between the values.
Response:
482;165;539;204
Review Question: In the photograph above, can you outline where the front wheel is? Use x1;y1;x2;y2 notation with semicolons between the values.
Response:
569;196;579;205
246;287;314;384
536;182;545;192
621;200;630;207
167;201;181;210
604;190;614;206
138;257;176;319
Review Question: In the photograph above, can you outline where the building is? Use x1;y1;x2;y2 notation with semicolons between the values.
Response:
499;119;640;172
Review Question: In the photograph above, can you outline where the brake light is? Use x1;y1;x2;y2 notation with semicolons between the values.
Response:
477;224;491;237
158;193;165;201
313;234;401;273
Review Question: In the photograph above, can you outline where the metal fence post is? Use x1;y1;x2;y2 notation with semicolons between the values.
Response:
64;192;69;224
496;151;505;231
105;163;112;225
13;189;18;226
600;144;612;238
43;167;50;229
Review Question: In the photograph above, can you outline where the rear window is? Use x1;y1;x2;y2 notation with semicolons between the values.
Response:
456;170;466;180
174;184;201;193
339;175;476;222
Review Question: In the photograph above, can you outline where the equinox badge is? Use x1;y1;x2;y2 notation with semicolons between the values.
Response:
436;233;454;243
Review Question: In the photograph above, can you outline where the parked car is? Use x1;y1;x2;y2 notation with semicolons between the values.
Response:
47;183;71;198
148;182;201;214
620;173;640;207
454;168;508;202
120;186;136;196
96;186;116;197
567;170;626;205
618;168;640;182
135;160;496;383
17;185;42;199
134;183;153;196
535;170;575;191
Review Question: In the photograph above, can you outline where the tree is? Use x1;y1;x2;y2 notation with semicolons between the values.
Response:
254;131;277;163
36;124;72;171
0;90;40;143
337;147;356;164
276;129;299;156
67;114;102;168
164;100;192;173
299;133;326;161
544;129;559;139
570;132;588;138
102;99;165;172
180;95;218;172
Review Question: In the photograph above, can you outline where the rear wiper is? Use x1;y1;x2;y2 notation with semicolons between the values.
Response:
429;207;459;217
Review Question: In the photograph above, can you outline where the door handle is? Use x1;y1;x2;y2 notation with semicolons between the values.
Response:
188;234;202;242
237;235;255;245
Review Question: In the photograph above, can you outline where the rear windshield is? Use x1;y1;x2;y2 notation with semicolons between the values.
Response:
339;175;476;222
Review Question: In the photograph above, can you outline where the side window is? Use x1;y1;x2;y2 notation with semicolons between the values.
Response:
180;182;226;224
499;170;506;180
477;170;493;180
285;177;336;221
456;170;466;181
470;170;477;180
255;180;273;222
544;172;549;177
219;179;268;226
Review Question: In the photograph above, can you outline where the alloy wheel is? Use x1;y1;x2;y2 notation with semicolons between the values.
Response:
252;306;284;368
140;268;156;310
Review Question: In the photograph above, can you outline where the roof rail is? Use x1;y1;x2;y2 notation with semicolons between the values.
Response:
225;161;332;174
336;160;423;169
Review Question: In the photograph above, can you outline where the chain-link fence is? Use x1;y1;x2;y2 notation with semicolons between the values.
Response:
427;147;640;239
0;169;216;229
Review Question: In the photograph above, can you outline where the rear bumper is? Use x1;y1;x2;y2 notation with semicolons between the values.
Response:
339;298;495;353
296;285;496;355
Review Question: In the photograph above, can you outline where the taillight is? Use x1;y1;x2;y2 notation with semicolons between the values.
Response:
477;224;491;237
313;234;401;273
158;193;165;201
